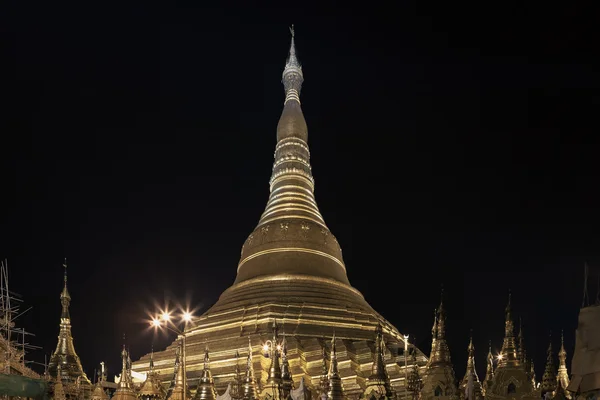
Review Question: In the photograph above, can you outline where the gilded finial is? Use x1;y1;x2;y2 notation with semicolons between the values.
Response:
63;258;67;283
282;25;303;104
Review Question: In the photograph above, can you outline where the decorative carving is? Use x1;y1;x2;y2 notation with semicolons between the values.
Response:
300;222;310;239
320;228;329;244
280;222;289;239
260;226;269;244
247;234;254;246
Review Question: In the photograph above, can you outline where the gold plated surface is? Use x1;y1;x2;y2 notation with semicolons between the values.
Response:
132;29;425;400
48;263;92;396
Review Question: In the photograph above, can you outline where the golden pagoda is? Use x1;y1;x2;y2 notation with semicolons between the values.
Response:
458;334;482;400
421;295;457;400
485;294;536;400
556;332;571;399
48;260;92;399
113;346;137;400
138;351;166;400
541;338;557;398
132;26;425;399
481;341;494;397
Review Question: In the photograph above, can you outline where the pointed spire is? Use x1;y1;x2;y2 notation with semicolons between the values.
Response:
530;359;537;388
541;334;557;395
282;24;303;105
193;347;217;400
60;258;71;320
498;290;518;367
319;342;329;398
243;338;257;400
482;341;494;396
461;331;482;399
429;289;452;366
114;342;137;400
266;320;283;387
517;318;526;364
235;26;349;287
363;325;393;399
556;330;570;396
281;336;293;396
327;334;344;400
49;259;91;389
138;348;165;400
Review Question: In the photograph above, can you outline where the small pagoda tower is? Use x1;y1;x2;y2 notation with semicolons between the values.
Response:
242;338;257;400
541;338;557;399
482;341;495;397
259;321;284;400
319;346;329;400
326;335;345;400
113;346;137;400
360;325;395;400
138;350;165;400
91;363;110;400
459;334;483;400
406;351;424;400
421;292;457;400
556;332;571;399
48;260;92;399
166;340;189;400
486;293;536;400
281;339;293;398
193;347;218;400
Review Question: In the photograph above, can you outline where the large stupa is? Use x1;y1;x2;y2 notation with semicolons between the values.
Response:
132;28;427;399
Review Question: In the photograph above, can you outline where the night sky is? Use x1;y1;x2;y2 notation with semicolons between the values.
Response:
2;0;598;385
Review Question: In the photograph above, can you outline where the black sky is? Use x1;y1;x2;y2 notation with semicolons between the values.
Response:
2;0;598;385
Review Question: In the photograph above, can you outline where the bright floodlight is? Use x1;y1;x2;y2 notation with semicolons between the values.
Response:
161;312;171;321
497;354;503;361
152;318;161;327
263;344;269;352
183;312;193;322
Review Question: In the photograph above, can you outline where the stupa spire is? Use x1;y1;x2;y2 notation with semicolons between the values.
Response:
541;335;557;396
557;330;571;396
482;341;494;396
281;337;293;396
242;338;257;400
266;321;283;387
461;332;482;400
49;260;91;390
236;26;349;287
327;334;345;400
429;289;451;365
362;325;394;399
193;347;217;400
498;290;518;367
113;343;137;400
319;344;329;398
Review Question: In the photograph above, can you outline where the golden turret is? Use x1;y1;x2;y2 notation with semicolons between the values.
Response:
193;348;217;400
91;362;110;400
517;319;526;366
421;291;457;400
530;360;537;389
361;325;394;400
541;337;557;396
319;345;329;399
48;260;92;396
242;338;257;400
481;341;494;396
266;321;283;388
166;342;188;400
498;292;519;368
327;335;345;400
429;293;451;366
138;351;165;400
556;331;571;398
459;333;482;400
113;346;137;400
54;364;67;400
280;338;293;397
406;351;423;400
